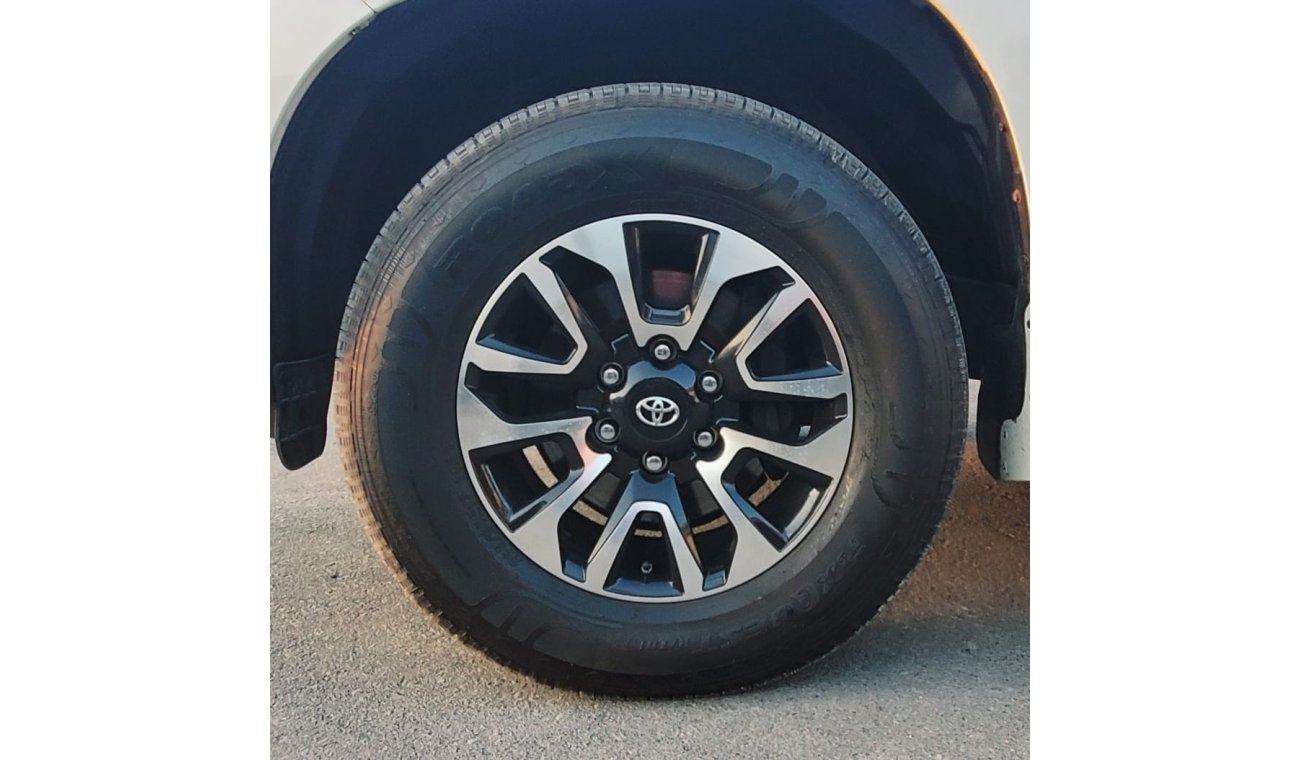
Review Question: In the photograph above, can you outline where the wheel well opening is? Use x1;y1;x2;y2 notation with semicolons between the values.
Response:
271;0;1028;470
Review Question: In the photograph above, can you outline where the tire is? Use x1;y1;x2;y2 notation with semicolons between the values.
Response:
336;83;967;696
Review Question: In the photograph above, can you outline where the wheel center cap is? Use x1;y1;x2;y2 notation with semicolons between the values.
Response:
606;362;704;454
622;380;691;441
635;396;680;427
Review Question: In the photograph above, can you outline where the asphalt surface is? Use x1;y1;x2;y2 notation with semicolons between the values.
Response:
271;425;1029;759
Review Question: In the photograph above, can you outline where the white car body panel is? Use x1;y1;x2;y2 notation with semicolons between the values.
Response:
270;0;373;153
269;0;1031;479
937;0;1029;182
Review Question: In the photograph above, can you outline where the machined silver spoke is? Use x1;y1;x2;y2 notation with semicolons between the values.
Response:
719;282;850;399
550;217;646;342
714;421;851;480
507;448;612;574
584;475;705;596
553;214;784;352
457;388;612;574
744;366;850;400
457;388;593;453
653;225;785;351
464;258;589;375
695;419;851;582
694;454;783;583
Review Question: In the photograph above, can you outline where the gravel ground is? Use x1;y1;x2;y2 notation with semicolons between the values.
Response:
271;421;1029;758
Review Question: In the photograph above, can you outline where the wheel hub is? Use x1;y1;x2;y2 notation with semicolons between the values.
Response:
604;361;707;457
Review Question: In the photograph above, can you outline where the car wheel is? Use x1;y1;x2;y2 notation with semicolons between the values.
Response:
336;83;967;696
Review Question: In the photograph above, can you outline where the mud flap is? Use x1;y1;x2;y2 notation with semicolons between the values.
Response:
271;354;333;469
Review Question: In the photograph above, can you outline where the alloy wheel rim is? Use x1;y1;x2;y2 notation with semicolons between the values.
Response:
456;214;853;602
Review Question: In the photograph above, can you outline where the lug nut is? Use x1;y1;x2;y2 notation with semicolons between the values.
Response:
595;420;619;444
599;363;624;389
650;339;675;363
642;452;668;474
699;372;722;396
693;429;717;449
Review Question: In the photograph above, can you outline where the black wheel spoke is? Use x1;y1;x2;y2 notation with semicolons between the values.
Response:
713;281;851;401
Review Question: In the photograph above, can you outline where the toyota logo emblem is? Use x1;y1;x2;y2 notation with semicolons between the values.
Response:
635;396;680;427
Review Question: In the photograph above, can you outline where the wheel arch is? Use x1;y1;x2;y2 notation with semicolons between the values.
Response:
270;0;1029;473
